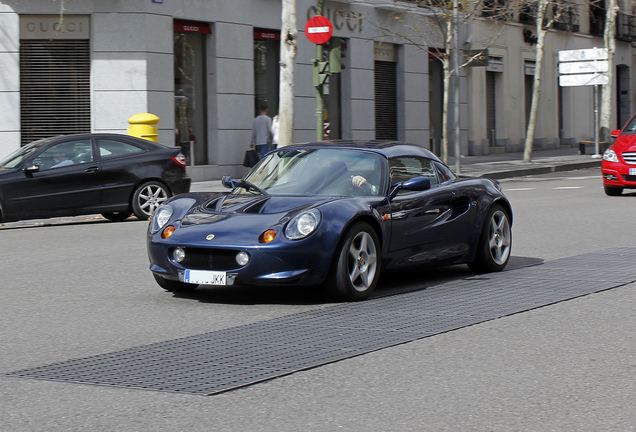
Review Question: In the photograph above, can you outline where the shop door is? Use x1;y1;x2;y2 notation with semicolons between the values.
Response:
174;20;210;165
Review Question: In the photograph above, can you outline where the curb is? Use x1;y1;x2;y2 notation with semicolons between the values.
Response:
474;160;601;180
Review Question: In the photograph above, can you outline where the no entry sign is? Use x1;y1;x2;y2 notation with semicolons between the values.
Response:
305;15;333;44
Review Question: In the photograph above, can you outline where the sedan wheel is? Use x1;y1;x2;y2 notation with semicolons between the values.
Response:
328;222;381;301
132;181;170;220
468;205;511;273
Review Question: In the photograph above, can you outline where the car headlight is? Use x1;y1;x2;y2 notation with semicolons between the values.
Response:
284;209;321;240
603;149;619;163
152;205;173;232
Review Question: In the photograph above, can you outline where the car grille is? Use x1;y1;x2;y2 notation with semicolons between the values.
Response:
621;152;636;164
181;248;240;270
621;175;636;182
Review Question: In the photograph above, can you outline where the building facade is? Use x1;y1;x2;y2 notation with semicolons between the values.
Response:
0;0;633;180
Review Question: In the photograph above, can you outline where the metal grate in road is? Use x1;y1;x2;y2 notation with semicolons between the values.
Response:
6;248;636;395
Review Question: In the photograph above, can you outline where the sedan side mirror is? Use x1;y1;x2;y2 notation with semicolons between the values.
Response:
221;175;238;189
389;176;431;199
610;129;621;139
24;164;40;174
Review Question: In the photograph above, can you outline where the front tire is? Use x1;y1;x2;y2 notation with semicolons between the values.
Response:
101;211;130;222
468;205;512;273
153;274;198;292
604;185;623;196
327;222;381;301
132;181;170;220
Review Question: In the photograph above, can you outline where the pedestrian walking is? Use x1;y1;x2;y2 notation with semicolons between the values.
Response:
251;105;272;158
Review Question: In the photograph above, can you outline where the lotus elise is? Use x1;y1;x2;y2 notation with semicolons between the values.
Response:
147;141;512;301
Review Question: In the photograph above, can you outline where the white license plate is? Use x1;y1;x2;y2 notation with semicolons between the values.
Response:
630;168;636;175
184;270;227;285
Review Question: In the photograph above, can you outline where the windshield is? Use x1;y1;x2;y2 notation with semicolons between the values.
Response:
622;115;636;134
0;137;55;169
237;148;386;196
0;142;42;169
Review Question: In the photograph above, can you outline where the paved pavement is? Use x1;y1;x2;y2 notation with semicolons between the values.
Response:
192;146;602;192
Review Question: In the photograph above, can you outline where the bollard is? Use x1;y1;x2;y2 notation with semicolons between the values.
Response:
127;113;160;142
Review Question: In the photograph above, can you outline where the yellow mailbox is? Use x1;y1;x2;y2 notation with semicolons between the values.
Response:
127;113;160;142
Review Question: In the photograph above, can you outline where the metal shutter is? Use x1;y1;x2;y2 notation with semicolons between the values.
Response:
374;60;397;140
20;40;90;145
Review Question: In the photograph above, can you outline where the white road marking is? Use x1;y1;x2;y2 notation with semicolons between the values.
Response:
553;186;584;189
505;188;536;191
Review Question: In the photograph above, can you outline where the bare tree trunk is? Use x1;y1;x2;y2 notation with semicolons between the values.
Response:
523;0;548;163
278;0;297;148
441;18;453;164
442;57;451;164
600;0;618;142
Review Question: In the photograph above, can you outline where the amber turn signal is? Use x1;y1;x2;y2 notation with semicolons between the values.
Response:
162;225;176;239
260;229;277;243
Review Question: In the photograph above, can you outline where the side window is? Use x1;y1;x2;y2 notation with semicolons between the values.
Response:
98;139;145;160
433;161;456;183
389;157;439;194
34;140;92;170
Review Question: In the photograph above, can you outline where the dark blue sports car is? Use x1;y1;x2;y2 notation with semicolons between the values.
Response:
147;141;512;301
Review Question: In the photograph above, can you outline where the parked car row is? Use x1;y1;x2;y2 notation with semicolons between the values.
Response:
0;133;191;223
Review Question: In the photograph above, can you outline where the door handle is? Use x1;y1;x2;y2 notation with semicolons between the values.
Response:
84;166;100;173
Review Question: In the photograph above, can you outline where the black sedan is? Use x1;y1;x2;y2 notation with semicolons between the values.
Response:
0;133;191;223
148;141;512;301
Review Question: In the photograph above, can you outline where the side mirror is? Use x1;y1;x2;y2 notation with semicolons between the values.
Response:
389;176;431;199
610;129;621;139
24;164;40;174
221;175;238;189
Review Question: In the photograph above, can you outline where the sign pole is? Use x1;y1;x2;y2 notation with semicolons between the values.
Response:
594;85;600;157
315;0;325;141
558;48;608;159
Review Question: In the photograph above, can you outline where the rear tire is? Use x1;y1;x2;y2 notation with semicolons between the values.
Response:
604;185;623;196
132;181;170;220
327;222;381;301
153;274;198;292
468;205;512;273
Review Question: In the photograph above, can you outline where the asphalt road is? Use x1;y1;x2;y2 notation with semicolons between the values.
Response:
1;167;635;431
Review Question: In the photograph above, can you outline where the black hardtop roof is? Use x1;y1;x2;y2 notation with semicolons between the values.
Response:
287;140;442;162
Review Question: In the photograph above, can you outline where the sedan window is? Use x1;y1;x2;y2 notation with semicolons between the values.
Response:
98;139;145;159
33;140;93;170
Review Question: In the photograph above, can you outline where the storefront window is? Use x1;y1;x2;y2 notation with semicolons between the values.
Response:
174;20;210;165
253;30;280;117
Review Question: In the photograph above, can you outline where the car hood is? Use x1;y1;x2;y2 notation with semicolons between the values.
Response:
178;194;334;229
613;134;636;152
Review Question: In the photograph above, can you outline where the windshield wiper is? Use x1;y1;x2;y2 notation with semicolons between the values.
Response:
235;179;269;196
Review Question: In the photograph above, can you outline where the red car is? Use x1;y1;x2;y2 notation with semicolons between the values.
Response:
602;115;636;195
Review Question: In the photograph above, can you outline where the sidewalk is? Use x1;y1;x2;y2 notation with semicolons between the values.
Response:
192;146;602;192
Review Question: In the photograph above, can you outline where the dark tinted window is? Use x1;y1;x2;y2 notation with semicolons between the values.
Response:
98;139;145;159
34;139;92;170
389;156;439;194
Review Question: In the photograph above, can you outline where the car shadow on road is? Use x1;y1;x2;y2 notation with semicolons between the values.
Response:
169;255;544;306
